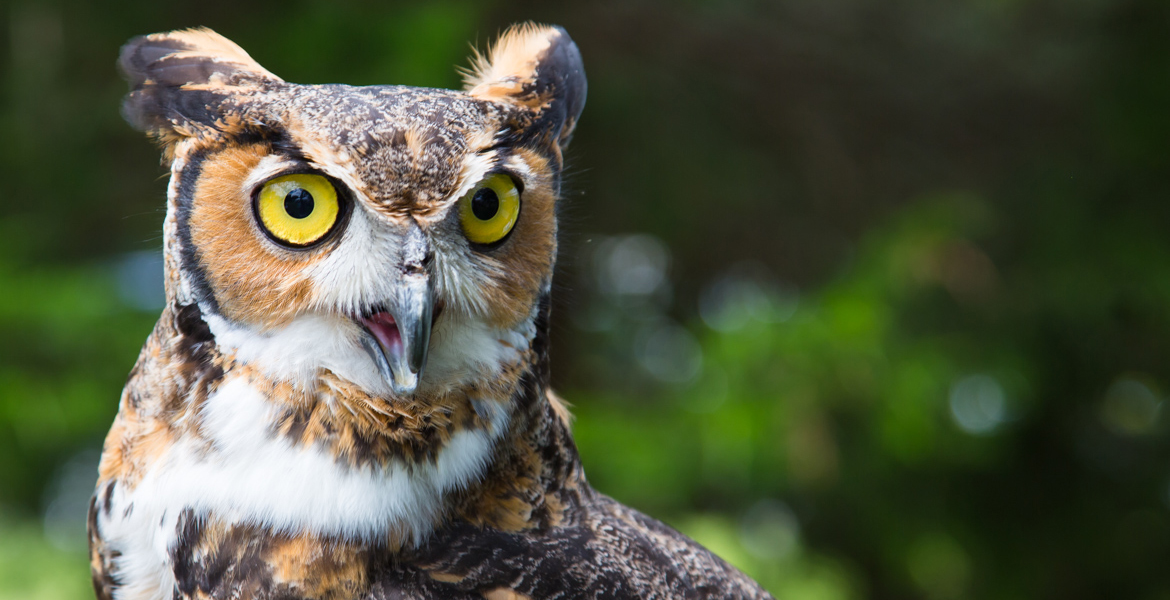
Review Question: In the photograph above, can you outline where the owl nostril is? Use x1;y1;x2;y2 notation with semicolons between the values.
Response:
402;251;433;276
400;219;431;275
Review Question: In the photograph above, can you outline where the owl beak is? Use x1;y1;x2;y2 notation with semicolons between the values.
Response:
357;223;435;396
358;275;434;396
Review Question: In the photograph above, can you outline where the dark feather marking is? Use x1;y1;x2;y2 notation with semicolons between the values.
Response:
124;86;231;134
282;409;310;443
173;147;219;313
168;303;225;414
530;27;587;151
530;292;552;385
501;27;586;164
172;510;284;599
101;480;115;516
231;125;307;162
88;495;122;600
174;303;213;347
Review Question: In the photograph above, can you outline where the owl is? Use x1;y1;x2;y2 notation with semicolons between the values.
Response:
88;23;772;600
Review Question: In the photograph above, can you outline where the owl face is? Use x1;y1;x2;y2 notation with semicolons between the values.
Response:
122;26;585;394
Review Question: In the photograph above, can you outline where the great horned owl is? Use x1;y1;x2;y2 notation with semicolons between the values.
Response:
88;24;771;600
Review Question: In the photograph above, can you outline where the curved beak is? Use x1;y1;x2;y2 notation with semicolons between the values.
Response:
356;223;434;396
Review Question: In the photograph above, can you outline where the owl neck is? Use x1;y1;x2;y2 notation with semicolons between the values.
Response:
449;294;587;531
161;294;584;542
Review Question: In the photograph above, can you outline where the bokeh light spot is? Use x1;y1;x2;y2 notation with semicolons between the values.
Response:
907;533;971;600
739;499;800;560
635;320;703;384
1100;377;1162;437
116;250;165;311
594;234;671;298
41;449;99;552
949;374;1006;435
699;264;799;332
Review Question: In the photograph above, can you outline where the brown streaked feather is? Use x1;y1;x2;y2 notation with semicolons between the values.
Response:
481;589;531;600
95;304;223;490
120;27;281;89
397;491;770;599
88;493;119;600
264;365;511;468
171;511;370;600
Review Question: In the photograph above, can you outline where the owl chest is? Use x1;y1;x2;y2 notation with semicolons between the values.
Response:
92;377;499;600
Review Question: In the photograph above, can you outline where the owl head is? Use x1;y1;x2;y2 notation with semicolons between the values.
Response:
120;25;585;396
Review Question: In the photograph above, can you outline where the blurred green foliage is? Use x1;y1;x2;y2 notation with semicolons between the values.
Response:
2;0;1170;599
0;517;91;600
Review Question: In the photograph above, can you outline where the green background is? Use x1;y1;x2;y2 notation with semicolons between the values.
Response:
2;0;1169;598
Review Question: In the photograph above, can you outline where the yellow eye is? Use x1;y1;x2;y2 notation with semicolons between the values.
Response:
459;173;520;245
255;173;340;246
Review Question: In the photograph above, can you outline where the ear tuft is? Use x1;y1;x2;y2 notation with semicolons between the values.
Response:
119;28;281;140
119;28;278;89
464;23;587;149
462;23;556;93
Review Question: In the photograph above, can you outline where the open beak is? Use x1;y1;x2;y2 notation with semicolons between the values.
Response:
355;223;434;395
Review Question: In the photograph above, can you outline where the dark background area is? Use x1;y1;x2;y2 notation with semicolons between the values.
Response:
1;1;1169;598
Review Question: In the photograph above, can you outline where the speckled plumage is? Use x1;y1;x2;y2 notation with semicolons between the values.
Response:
89;24;773;600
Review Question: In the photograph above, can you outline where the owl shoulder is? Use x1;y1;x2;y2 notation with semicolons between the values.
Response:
378;490;774;600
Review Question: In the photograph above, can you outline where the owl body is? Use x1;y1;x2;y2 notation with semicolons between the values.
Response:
89;25;771;600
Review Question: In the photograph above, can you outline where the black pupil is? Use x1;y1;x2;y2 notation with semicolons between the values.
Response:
284;188;315;219
471;188;499;221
